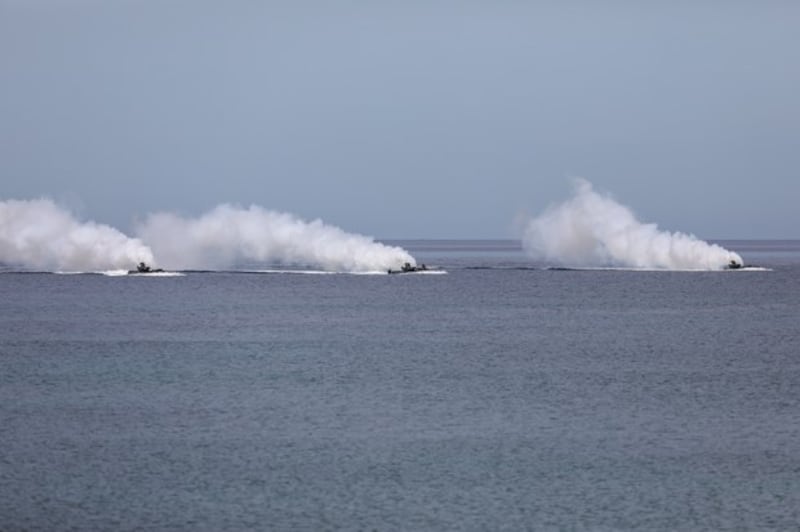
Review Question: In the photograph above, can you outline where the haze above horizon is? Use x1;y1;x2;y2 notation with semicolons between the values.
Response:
2;1;798;239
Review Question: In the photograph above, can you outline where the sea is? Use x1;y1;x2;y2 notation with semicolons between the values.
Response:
1;240;799;531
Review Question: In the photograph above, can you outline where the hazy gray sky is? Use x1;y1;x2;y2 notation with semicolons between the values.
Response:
2;1;798;238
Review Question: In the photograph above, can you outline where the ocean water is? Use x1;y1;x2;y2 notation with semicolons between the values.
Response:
1;240;799;531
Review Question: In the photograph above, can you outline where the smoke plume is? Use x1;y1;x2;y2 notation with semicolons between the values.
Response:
0;199;154;271
135;204;415;272
1;199;415;273
523;179;743;270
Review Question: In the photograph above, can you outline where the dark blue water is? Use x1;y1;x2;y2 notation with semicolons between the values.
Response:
2;241;799;530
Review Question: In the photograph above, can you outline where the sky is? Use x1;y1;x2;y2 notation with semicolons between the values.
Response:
1;1;798;239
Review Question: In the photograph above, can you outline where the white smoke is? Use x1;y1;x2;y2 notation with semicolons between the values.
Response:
0;198;154;271
523;179;743;270
135;204;415;272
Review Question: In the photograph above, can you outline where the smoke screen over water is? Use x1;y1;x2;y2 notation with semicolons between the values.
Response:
0;200;414;273
523;179;743;270
2;183;745;272
0;199;154;272
135;204;415;272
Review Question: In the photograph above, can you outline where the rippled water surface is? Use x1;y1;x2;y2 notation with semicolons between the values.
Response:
2;241;799;530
